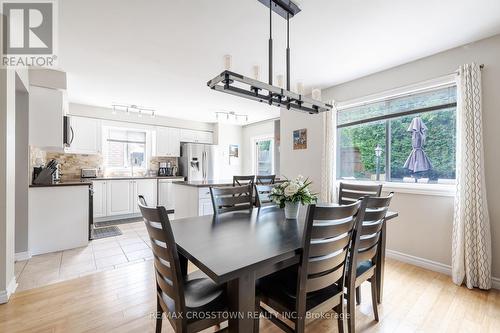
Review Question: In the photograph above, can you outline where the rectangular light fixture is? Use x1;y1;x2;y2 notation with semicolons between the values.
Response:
207;70;332;114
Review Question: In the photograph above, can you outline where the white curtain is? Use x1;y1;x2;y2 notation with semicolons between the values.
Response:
320;102;337;203
451;63;492;290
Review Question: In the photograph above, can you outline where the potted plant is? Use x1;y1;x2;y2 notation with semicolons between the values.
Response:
270;175;318;219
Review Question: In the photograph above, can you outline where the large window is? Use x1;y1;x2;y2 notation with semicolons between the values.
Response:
337;84;457;184
103;127;148;172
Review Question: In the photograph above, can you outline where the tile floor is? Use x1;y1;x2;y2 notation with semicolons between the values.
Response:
15;221;153;291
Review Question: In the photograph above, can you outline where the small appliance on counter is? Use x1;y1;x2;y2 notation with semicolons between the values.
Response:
158;162;177;177
32;159;60;185
81;168;98;179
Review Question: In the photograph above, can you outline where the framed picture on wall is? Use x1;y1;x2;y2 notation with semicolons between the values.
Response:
293;128;307;150
229;144;239;165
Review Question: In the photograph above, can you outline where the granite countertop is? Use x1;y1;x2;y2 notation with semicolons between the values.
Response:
30;180;93;188
90;175;185;181
174;179;284;187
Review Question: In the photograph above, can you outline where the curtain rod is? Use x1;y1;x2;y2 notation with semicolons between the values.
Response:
455;63;484;75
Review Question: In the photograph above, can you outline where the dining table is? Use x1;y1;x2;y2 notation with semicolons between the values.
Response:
170;205;398;333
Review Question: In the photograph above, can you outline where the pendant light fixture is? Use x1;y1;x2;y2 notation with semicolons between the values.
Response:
207;0;332;114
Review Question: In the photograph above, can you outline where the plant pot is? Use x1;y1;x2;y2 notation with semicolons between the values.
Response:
284;202;299;219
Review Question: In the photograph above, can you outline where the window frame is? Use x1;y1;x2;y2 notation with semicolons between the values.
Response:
334;75;458;196
251;135;275;176
102;124;152;175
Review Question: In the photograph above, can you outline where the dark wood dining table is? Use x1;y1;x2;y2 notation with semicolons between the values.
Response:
170;206;398;333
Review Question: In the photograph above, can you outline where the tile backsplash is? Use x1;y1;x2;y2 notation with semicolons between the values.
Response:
30;147;179;180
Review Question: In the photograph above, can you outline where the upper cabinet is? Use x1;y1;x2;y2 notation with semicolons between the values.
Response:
65;116;101;155
180;129;213;144
29;86;65;151
155;127;181;157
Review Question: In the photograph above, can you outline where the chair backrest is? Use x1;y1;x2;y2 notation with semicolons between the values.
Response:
138;198;186;331
233;175;255;186
338;182;382;205
355;193;394;266
297;199;367;299
255;184;276;207
256;175;276;185
210;184;254;215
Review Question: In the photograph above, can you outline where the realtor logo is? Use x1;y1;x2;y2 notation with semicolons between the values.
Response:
2;1;56;66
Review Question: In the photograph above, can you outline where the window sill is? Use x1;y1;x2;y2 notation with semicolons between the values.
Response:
336;180;456;197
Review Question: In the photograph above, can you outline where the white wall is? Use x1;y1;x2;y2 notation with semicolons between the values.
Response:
322;33;500;279
214;123;243;179
280;33;500;279
241;120;275;175
280;110;324;194
0;68;28;303
69;103;215;132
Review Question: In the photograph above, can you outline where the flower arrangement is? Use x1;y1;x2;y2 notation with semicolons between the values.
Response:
270;175;318;211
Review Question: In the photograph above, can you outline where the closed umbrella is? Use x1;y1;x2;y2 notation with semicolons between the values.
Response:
404;116;432;173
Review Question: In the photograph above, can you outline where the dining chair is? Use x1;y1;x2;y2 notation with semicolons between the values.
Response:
210;184;254;215
255;198;368;333
348;193;394;333
255;184;277;207
233;175;255;186
338;182;383;205
138;196;228;333
256;175;276;185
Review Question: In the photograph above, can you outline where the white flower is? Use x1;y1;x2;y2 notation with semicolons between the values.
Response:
284;183;300;197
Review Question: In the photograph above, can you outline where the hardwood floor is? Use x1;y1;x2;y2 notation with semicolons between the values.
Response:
1;258;499;333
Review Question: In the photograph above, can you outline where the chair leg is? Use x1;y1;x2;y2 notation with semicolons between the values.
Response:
295;314;306;333
334;303;344;333
355;286;361;305
347;290;356;333
156;299;163;333
370;276;379;322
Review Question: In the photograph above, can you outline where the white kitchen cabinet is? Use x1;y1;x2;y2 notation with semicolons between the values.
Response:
29;186;89;255
92;181;107;218
29;86;65;151
66;116;101;154
158;178;184;211
106;180;134;216
180;129;213;144
199;199;214;216
155;127;180;157
133;179;157;213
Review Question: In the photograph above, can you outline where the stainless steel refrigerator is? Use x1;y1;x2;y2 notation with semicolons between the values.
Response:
179;143;218;181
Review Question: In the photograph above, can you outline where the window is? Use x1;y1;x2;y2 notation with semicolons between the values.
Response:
103;127;148;172
254;137;274;175
337;84;457;184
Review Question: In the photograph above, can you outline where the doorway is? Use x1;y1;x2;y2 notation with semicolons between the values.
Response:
253;136;274;175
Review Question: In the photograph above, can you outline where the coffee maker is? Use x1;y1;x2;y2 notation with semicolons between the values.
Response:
158;162;176;177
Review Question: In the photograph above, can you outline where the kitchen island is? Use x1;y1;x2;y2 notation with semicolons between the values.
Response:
173;180;235;218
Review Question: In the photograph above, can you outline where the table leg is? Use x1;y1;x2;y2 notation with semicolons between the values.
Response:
179;253;188;278
227;272;256;333
376;222;386;304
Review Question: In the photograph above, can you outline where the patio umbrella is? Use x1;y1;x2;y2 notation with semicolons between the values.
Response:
403;116;432;173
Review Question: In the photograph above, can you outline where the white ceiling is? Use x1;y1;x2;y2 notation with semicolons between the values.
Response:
59;0;500;123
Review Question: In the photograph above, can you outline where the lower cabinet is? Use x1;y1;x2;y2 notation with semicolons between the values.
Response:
93;179;158;220
107;180;135;216
198;187;214;216
158;178;184;211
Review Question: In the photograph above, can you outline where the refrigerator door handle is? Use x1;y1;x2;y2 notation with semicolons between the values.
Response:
202;151;206;180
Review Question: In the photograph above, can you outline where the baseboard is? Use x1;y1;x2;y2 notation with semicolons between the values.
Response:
386;249;500;290
15;251;32;261
0;277;18;304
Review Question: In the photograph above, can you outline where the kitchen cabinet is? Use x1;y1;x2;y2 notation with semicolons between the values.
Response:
29;85;65;151
106;180;134;216
29;186;89;255
65;116;101;155
133;179;157;213
180;129;213;144
92;181;107;218
155;127;180;157
158;178;184;211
